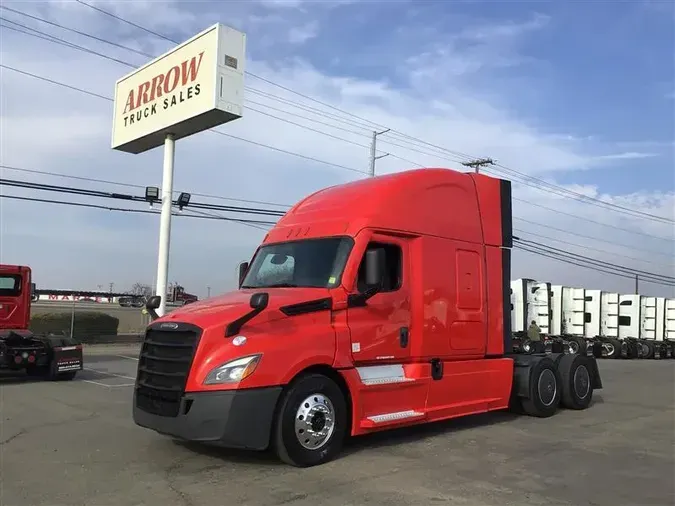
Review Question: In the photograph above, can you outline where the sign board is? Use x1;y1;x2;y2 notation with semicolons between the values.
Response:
111;23;246;154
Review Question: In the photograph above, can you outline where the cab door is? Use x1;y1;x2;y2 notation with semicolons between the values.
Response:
0;266;30;331
347;234;411;363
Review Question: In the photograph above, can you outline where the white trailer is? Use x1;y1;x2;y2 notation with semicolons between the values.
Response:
511;280;589;355
509;278;675;359
637;296;675;358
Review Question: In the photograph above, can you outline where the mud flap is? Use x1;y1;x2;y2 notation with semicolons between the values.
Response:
52;345;84;373
585;356;603;390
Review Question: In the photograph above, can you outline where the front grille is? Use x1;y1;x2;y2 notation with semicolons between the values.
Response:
135;324;201;417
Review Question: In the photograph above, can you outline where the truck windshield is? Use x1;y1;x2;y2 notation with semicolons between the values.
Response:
241;237;354;289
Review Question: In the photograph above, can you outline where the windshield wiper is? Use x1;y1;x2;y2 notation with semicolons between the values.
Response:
266;283;299;288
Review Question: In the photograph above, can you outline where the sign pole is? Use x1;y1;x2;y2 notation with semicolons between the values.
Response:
155;133;175;317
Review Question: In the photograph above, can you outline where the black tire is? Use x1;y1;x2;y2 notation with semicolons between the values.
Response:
605;338;622;359
567;337;587;355
642;341;656;359
657;343;669;360
272;373;348;467
521;357;561;418
625;340;639;359
591;342;603;358
558;354;594;410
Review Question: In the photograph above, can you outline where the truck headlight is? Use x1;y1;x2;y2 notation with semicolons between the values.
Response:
204;354;262;385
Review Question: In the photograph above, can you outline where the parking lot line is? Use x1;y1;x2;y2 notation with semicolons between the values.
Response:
83;367;135;380
114;355;139;361
82;379;118;388
82;379;135;388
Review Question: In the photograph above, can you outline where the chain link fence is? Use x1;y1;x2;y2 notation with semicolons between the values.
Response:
29;300;155;343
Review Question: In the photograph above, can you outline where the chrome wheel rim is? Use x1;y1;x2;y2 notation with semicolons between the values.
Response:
295;394;335;450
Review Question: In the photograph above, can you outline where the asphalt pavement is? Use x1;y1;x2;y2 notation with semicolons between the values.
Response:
1;346;673;506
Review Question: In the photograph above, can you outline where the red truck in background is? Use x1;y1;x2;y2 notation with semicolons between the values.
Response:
133;168;603;467
169;284;198;305
0;264;84;380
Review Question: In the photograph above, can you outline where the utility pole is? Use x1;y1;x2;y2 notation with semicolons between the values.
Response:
461;158;495;174
634;274;639;294
368;128;391;177
108;282;114;293
207;286;211;298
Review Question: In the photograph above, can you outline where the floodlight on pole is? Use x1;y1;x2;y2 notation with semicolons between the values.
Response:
177;192;191;211
145;186;160;208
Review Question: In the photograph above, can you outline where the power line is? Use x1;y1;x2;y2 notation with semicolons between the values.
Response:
0;18;138;69
0;63;366;176
0;178;287;217
6;190;672;287
0;6;154;58
513;242;675;287
0;21;374;174
513;237;675;283
0;165;292;208
3;158;673;260
73;0;175;43
491;163;673;224
4;12;672;230
511;194;671;242
2;48;672;255
513;228;672;268
18;1;670;225
0;194;277;226
4;175;673;282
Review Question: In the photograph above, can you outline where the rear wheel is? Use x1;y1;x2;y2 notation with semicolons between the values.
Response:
272;373;347;467
625;340;640;359
605;338;622;359
558;354;594;410
591;342;603;358
521;358;561;418
642;341;656;359
568;337;587;355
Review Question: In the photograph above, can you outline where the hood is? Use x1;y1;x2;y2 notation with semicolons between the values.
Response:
156;287;332;330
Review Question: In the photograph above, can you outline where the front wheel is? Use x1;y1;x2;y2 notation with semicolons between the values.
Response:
272;373;348;467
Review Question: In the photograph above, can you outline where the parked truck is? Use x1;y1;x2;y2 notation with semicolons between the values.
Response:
132;168;603;467
510;279;675;359
0;264;84;380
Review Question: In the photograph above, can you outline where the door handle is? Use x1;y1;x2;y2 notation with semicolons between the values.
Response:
399;327;409;348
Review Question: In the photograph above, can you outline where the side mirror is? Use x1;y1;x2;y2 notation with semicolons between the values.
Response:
250;292;269;310
364;248;385;287
146;295;161;321
225;291;269;337
30;282;36;298
238;261;249;288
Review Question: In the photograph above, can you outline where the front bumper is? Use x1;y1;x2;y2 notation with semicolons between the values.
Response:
133;386;283;451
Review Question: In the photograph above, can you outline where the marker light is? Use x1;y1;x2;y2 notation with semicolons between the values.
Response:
204;354;261;385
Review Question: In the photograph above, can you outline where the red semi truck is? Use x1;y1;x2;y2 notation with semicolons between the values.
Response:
0;264;84;379
133;168;603;467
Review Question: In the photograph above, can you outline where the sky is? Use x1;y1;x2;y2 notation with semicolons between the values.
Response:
0;0;673;299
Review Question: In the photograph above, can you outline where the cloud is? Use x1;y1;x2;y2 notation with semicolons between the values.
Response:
287;20;319;44
0;0;673;300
